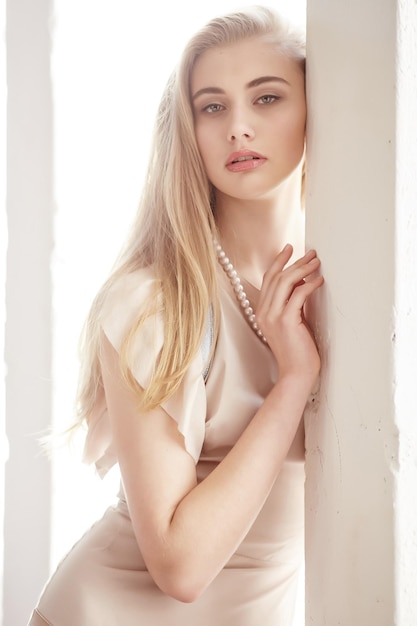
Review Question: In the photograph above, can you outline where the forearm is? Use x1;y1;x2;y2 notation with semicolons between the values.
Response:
153;374;310;600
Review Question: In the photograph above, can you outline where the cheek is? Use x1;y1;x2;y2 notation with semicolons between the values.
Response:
195;125;217;171
195;125;207;159
285;110;306;149
290;128;306;163
284;96;306;136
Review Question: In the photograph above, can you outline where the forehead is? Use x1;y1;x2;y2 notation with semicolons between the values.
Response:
191;37;304;94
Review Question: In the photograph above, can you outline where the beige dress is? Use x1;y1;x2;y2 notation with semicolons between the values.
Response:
29;266;305;626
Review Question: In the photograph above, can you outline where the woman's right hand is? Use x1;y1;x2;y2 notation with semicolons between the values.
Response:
256;244;324;393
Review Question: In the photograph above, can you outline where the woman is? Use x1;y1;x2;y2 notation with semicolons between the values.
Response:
29;6;323;625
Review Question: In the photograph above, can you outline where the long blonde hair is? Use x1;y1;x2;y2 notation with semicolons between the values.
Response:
74;6;306;426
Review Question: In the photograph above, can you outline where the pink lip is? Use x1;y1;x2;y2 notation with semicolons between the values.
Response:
226;150;267;172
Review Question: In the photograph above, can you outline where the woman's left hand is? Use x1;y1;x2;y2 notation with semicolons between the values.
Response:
256;244;324;393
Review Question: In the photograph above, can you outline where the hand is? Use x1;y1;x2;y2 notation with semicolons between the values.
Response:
256;245;324;391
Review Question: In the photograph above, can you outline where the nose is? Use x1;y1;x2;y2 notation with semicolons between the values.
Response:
227;107;255;142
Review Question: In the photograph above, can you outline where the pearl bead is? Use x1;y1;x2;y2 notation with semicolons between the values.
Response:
214;239;268;345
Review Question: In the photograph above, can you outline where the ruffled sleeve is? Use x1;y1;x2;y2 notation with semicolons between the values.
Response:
82;267;207;478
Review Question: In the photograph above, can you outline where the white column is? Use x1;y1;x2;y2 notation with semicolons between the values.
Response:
305;0;417;624
0;0;7;623
4;1;54;624
394;1;417;622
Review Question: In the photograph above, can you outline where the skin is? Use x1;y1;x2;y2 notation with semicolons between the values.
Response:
192;37;306;208
100;36;324;603
192;37;308;288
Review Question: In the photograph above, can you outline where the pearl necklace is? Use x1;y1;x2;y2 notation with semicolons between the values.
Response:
214;240;268;345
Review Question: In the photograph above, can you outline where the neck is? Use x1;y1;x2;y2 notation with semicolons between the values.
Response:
214;168;305;288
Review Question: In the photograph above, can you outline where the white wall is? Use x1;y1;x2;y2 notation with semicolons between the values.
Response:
305;0;417;624
0;0;6;623
394;1;417;622
3;1;53;625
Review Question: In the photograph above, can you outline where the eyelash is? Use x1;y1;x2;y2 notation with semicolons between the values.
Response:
203;103;224;114
257;94;279;105
201;94;280;114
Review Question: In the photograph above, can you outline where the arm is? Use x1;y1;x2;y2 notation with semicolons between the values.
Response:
101;247;323;602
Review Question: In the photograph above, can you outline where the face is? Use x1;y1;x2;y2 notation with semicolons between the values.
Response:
191;37;306;204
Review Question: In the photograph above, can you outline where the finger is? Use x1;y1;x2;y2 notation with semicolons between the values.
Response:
261;256;321;315
261;262;323;325
256;274;323;341
284;275;324;316
262;247;318;293
261;244;293;291
286;257;321;293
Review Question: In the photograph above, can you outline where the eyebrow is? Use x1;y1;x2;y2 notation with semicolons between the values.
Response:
192;75;290;101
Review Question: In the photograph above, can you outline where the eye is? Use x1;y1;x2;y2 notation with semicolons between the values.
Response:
202;103;224;114
257;94;279;105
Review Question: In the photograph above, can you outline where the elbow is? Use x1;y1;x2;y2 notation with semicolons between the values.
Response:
164;584;204;604
152;565;209;603
141;534;215;602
